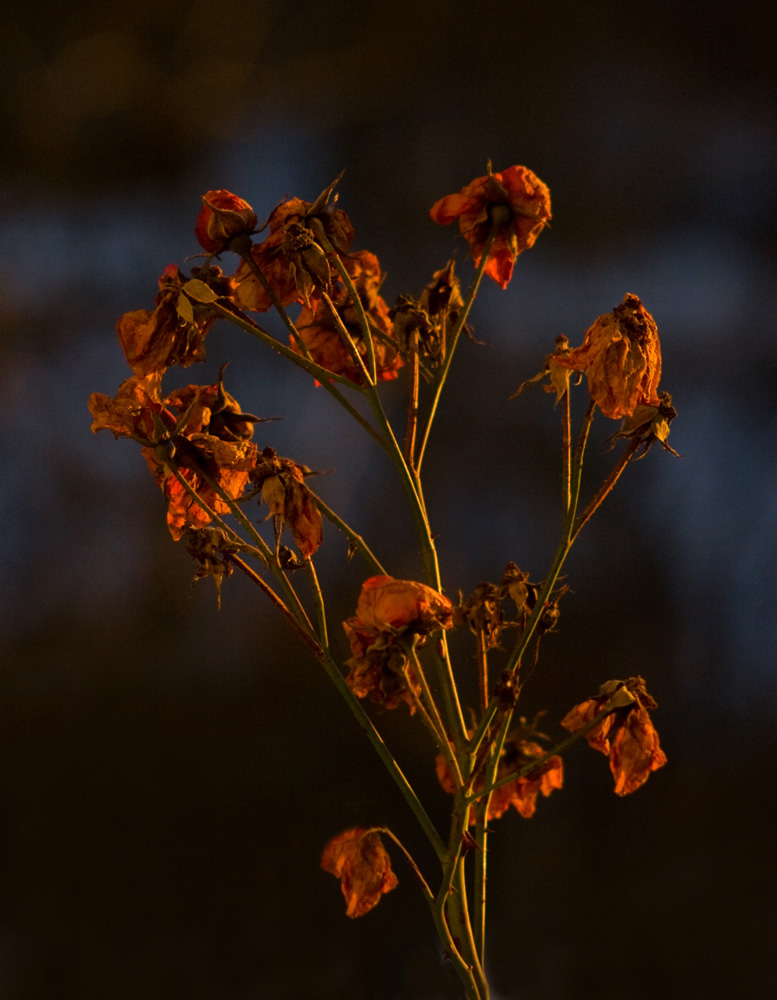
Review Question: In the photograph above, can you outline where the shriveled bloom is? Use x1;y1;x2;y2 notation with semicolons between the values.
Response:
195;189;257;254
291;251;403;384
342;576;452;711
321;827;398;918
437;726;562;823
250;446;323;558
233;180;355;312
116;265;233;376
353;576;453;633
430;164;551;289
265;184;355;256
89;371;261;540
609;391;680;457
561;677;667;796
554;294;662;420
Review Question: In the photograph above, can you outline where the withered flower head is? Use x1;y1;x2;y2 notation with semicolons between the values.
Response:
196;189;257;254
90;370;261;540
560;676;667;795
352;576;453;634
430;164;551;289
291;252;403;384
419;260;465;320
436;720;563;823
250;446;323;559
321;827;398;918
341;576;452;712
116;265;233;377
267;174;356;255
454;582;504;650
609;391;680;457
554;294;662;420
183;525;241;608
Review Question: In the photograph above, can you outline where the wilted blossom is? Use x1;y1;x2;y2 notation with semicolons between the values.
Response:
436;728;563;823
320;827;398;918
560;677;667;795
430;164;551;289
291;251;403;384
195;189;257;254
554;294;662;420
342;576;453;710
232;181;355;312
609;392;680;457
116;265;233;376
250;446;323;558
89;371;260;540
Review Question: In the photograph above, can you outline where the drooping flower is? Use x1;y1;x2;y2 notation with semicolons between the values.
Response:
116;265;233;376
291;251;403;384
89;371;262;540
250;446;323;558
560;677;667;795
320;827;398;918
195;189;257;254
430;164;551;289
553;294;662;420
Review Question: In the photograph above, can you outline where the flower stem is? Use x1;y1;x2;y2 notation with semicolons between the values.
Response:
416;224;499;474
306;488;388;575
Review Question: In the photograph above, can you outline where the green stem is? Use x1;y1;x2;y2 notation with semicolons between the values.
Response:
367;826;434;904
320;651;446;861
469;699;621;801
307;488;388;575
211;302;386;450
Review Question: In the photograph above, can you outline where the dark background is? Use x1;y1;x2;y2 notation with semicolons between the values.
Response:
2;2;776;997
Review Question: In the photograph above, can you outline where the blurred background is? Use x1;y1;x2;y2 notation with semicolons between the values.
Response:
1;1;776;997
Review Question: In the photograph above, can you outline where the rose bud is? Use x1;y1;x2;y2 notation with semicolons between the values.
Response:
196;190;257;254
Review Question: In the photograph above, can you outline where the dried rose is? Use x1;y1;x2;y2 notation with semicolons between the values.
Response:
321;828;398;918
430;164;551;288
352;576;453;633
250;447;323;558
116;265;232;376
560;677;667;795
196;189;257;254
554;294;662;420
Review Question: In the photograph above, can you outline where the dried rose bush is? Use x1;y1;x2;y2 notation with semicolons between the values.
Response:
89;164;676;999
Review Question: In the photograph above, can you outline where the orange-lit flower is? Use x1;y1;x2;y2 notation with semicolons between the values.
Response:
195;189;257;254
321;827;398;918
116;265;233;376
341;576;452;711
88;371;168;442
436;728;563;823
554;294;662;420
560;677;667;796
250;446;323;558
353;576;453;633
430;164;551;289
266;186;355;256
90;371;261;540
291;251;403;384
232;229;303;313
